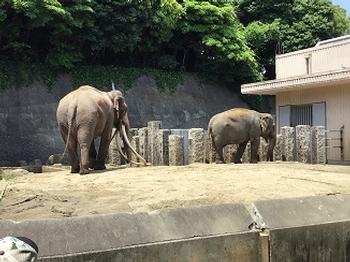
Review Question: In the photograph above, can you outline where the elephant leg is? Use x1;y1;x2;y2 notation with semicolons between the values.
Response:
68;139;80;173
250;138;260;163
89;140;97;169
234;141;248;164
59;125;79;173
95;127;112;170
213;143;225;164
77;128;94;175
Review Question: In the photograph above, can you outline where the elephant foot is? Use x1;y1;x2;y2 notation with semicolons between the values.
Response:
250;159;258;164
89;161;95;170
71;166;80;173
94;164;106;170
215;160;225;164
234;159;242;164
79;168;90;175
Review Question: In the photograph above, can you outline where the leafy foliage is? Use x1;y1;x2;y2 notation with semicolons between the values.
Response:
0;0;348;92
177;0;261;86
71;66;183;92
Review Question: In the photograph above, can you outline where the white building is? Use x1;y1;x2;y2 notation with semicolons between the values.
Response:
241;35;350;163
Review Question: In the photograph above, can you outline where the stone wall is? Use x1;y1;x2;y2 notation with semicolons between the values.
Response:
0;74;249;165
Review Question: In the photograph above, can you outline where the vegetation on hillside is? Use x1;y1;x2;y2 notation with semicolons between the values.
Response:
0;0;349;90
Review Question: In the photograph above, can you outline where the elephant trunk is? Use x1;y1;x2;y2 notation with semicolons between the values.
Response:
266;135;276;161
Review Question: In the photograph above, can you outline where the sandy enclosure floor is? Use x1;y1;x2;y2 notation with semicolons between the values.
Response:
1;162;350;221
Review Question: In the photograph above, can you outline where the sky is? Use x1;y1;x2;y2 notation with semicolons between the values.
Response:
332;0;350;15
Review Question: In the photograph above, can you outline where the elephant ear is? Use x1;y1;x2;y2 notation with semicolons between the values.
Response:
113;96;128;124
112;97;120;119
116;97;127;116
259;114;271;136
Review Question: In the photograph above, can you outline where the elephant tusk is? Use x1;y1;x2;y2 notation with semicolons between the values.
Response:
115;131;128;160
116;130;148;166
121;124;149;166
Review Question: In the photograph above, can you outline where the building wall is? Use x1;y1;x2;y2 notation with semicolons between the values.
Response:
276;83;350;161
276;41;350;79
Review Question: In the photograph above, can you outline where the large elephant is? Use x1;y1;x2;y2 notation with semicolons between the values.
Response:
56;85;147;174
208;108;276;164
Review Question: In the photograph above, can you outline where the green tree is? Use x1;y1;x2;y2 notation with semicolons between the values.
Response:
0;0;94;68
87;0;182;66
238;0;349;79
173;0;261;86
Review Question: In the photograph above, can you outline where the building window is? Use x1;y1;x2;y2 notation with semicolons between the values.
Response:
291;104;312;126
278;102;326;132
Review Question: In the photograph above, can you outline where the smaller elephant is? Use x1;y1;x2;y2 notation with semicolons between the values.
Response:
208;108;276;163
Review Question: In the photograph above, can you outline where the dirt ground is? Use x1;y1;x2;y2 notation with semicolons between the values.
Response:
1;162;350;221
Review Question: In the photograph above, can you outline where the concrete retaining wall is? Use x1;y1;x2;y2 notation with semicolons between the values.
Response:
252;194;350;262
0;74;253;166
1;194;350;261
269;222;350;262
0;204;262;262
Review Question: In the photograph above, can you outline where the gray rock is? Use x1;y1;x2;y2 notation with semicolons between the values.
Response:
47;154;62;165
28;159;43;173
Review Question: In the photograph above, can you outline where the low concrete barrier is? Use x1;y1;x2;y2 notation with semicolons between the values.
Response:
252;194;350;262
0;204;261;262
252;194;350;229
2;194;350;261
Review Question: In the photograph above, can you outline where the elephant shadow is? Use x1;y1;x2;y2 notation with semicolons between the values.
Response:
78;165;129;175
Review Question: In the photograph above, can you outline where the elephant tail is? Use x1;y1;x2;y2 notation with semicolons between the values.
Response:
62;105;77;159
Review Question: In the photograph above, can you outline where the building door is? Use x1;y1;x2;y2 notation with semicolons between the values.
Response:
312;102;326;127
278;105;290;132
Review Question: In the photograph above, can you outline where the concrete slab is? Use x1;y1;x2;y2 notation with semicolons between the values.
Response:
269;221;350;262
40;232;261;262
252;194;350;229
253;194;350;262
0;204;254;260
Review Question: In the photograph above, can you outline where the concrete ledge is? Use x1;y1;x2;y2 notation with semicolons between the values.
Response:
252;194;350;262
269;221;350;262
252;194;350;229
0;204;256;261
